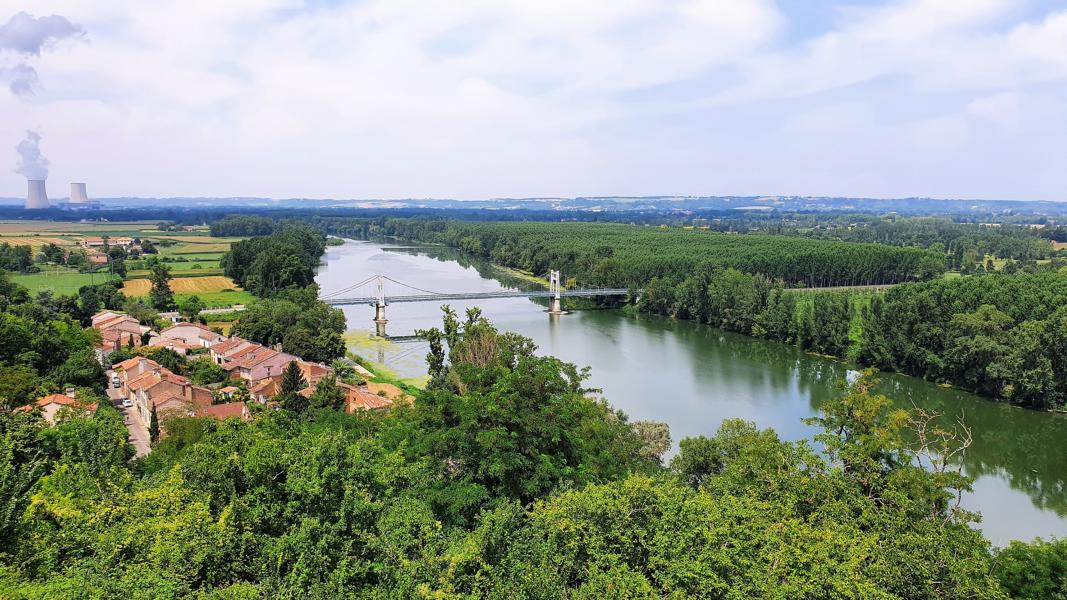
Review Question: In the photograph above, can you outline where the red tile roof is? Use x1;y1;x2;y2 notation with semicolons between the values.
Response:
199;401;249;421
162;322;224;341
151;392;188;409
14;394;98;415
211;337;248;355
113;356;150;371
347;387;393;411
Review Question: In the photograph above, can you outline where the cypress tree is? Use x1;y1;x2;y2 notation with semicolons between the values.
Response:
148;405;160;443
278;361;308;413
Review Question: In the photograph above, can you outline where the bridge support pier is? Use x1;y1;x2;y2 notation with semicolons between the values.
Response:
548;296;565;315
373;277;389;336
374;302;388;337
547;270;566;315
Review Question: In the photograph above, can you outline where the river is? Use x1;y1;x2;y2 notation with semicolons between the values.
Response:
316;238;1067;546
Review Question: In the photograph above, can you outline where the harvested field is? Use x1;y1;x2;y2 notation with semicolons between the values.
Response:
0;236;70;247
156;235;244;244
158;242;233;254
0;221;159;234
122;275;240;296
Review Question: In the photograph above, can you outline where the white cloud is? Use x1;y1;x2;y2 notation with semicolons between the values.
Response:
1;0;1066;200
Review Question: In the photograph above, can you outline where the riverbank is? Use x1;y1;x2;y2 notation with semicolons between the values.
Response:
342;330;429;389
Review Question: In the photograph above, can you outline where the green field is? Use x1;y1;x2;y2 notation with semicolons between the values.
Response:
12;268;120;296
3;222;249;305
172;290;256;308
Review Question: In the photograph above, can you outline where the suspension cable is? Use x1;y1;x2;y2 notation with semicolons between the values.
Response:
379;275;447;296
320;274;378;298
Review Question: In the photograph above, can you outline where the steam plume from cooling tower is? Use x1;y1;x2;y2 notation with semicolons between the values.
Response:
15;130;48;180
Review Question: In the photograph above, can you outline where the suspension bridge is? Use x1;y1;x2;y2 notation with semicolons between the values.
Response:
319;271;637;335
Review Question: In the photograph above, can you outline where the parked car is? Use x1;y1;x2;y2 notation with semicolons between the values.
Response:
122;399;133;408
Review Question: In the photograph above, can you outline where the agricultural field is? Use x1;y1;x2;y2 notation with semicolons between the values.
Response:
121;275;256;307
1;220;252;306
11;266;120;296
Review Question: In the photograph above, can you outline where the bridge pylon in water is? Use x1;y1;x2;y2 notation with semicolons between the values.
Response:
373;275;388;336
548;270;566;315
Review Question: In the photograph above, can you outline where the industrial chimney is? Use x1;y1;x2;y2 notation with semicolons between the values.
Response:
26;180;49;209
70;182;89;203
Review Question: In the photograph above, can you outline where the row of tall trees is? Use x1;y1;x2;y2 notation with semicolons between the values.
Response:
0;243;34;273
640;268;856;357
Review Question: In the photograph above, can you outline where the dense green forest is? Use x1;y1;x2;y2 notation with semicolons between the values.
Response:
861;272;1067;409
2;295;1065;597
347;220;947;287
218;222;348;362
220;222;328;297
756;216;1053;262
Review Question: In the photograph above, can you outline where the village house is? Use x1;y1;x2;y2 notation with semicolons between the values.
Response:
92;310;154;363
209;337;257;365
85;250;109;267
113;357;212;428
13;393;98;425
147;337;197;356
249;376;281;404
296;380;394;412
247;360;334;404
158;322;227;349
222;345;298;382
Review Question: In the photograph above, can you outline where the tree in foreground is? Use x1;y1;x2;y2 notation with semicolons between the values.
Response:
148;405;160;443
277;360;308;413
308;375;345;410
147;261;174;310
178;295;204;322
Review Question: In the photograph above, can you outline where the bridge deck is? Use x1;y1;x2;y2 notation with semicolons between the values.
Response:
322;288;635;306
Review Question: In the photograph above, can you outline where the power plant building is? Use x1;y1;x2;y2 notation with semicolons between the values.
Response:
70;182;89;203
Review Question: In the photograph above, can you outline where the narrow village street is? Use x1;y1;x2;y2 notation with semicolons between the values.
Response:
106;370;150;457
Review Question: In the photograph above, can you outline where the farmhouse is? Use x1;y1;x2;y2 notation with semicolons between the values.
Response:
81;236;135;249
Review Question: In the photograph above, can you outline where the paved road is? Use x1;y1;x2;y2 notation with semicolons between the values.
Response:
106;370;150;457
158;305;246;320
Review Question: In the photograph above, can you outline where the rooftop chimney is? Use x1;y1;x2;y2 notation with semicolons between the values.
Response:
26;180;49;209
70;182;89;203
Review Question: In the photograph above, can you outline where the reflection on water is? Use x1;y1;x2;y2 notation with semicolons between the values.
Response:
316;239;1067;545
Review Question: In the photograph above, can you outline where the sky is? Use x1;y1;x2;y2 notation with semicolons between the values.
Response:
0;0;1065;201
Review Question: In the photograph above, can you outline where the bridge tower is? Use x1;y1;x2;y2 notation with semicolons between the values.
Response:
374;276;388;336
548;270;565;315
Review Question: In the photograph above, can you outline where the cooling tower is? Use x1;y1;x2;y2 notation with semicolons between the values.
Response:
26;180;49;209
70;182;89;204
